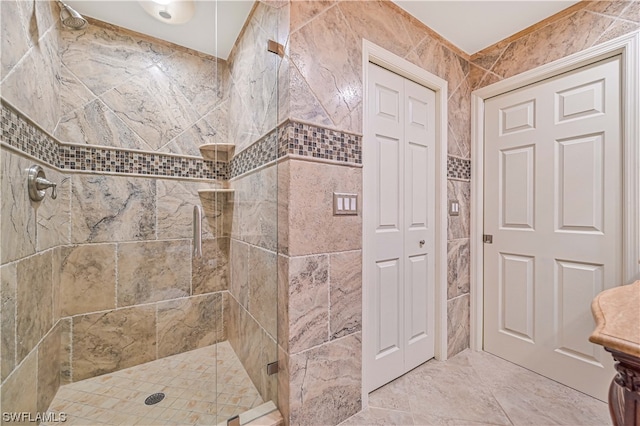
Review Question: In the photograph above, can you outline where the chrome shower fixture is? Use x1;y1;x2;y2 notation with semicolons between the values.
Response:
57;1;88;30
28;165;57;201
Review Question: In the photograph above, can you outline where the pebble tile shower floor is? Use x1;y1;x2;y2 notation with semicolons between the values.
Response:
43;341;263;425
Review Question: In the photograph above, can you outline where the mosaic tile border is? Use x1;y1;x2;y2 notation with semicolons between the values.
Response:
1;101;227;180
229;129;278;178
59;145;227;179
232;120;472;180
4;100;471;182
448;156;471;181
230;120;364;178
1;101;60;166
284;120;363;164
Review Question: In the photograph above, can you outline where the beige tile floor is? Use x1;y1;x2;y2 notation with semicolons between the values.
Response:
343;349;612;426
44;341;263;425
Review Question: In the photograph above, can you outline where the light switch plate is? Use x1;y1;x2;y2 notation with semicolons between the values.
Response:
449;200;460;216
334;193;358;215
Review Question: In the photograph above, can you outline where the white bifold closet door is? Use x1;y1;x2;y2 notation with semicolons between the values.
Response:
365;63;436;392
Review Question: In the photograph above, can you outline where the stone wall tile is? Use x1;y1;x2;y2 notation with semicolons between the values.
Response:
70;175;156;244
288;255;329;354
1;150;36;264
447;180;470;241
0;29;60;133
289;333;362;426
117;240;191;307
248;246;278;338
1;263;17;382
16;251;53;363
447;294;470;358
0;0;31;81
0;348;37;419
72;305;156;381
193;238;229;295
37;321;62;413
329;251;362;340
288;160;362;256
157;179;214;240
230;240;250;309
56;99;152;150
447;239;470;300
289;6;362;133
36;169;71;252
59;244;116;316
157;293;224;358
101;66;199;149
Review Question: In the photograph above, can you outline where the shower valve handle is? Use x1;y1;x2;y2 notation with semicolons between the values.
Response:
28;165;58;201
36;177;57;199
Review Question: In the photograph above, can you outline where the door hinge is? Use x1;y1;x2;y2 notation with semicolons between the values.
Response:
483;234;493;244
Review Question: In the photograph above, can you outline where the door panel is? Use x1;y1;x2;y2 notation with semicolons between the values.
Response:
484;56;621;401
366;63;435;391
556;134;603;232
500;146;535;229
499;253;535;343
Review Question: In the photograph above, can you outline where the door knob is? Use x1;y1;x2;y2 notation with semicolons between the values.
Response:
419;240;425;247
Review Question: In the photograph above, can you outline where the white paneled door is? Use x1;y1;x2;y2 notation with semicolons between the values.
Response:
483;56;621;401
365;63;435;392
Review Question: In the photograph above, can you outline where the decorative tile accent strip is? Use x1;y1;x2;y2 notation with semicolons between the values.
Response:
286;121;362;164
1;101;60;166
230;120;363;178
1;101;227;180
59;145;227;179
229;129;277;178
448;156;471;181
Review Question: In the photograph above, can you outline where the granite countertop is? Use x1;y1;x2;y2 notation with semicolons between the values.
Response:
589;280;640;358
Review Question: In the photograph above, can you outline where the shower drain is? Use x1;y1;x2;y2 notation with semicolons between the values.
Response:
144;392;165;405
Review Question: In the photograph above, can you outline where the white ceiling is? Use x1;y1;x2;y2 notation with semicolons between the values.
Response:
65;1;254;59
64;1;580;59
393;0;580;54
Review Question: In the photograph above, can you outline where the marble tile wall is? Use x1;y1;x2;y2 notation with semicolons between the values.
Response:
0;147;229;419
226;1;286;155
470;1;640;91
53;18;230;157
280;1;474;423
227;163;279;405
0;145;71;420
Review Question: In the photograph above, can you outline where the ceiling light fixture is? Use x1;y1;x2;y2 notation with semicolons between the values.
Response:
139;0;194;25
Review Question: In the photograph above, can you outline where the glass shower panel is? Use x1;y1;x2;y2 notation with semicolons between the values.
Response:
214;0;282;423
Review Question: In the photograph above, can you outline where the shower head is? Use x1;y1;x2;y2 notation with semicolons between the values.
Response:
57;1;88;30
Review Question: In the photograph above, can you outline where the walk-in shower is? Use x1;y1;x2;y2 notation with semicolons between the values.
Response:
0;0;282;424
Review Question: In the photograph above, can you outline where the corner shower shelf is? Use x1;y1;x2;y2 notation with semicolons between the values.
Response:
199;143;235;161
